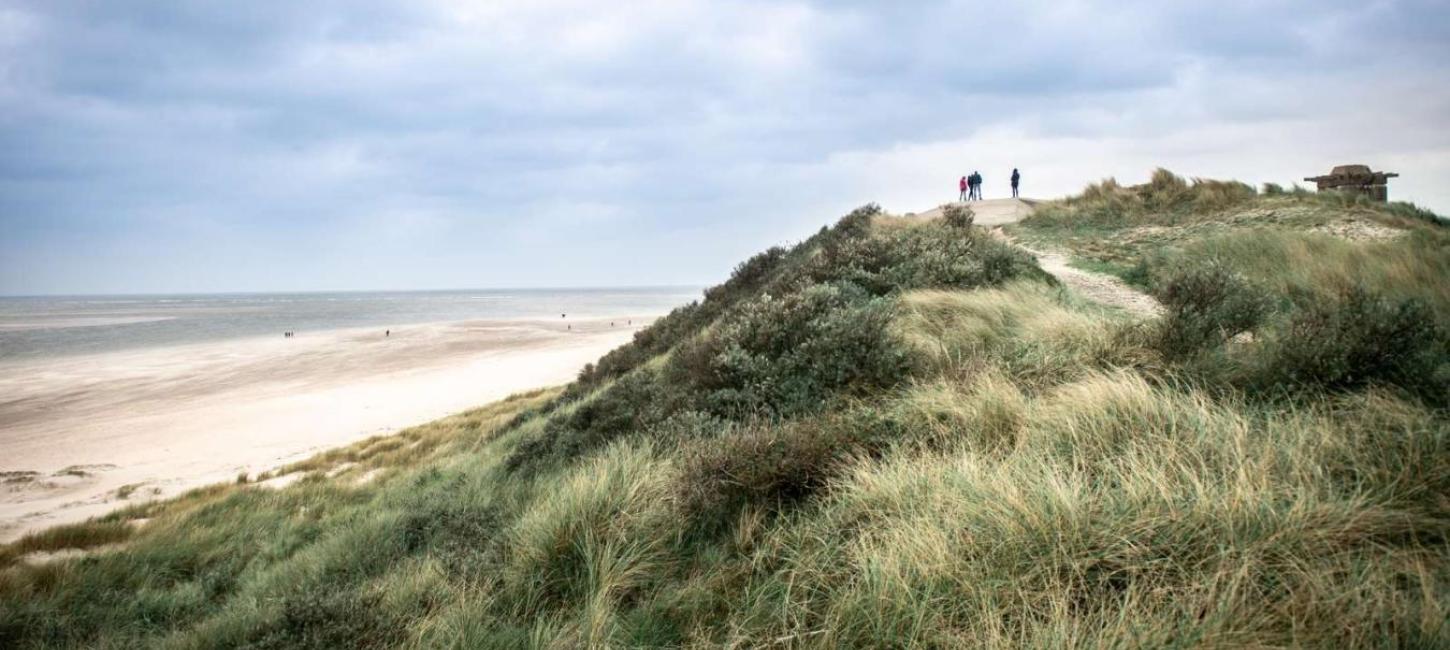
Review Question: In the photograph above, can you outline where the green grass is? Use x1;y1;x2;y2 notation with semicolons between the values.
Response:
0;522;135;569
2;188;1447;648
1066;256;1147;287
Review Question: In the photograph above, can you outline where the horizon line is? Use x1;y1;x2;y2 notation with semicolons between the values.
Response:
0;283;707;300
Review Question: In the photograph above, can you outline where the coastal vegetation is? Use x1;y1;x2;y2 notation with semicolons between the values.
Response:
2;172;1447;648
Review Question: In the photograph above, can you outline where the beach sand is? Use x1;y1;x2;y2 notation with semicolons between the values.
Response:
0;316;652;542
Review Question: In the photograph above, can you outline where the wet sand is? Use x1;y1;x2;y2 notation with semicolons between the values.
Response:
0;316;652;542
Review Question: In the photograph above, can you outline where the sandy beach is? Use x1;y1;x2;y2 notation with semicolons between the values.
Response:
0;316;652;542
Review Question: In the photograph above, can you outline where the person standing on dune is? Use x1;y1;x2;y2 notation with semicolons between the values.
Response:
959;175;968;201
1011;168;1020;198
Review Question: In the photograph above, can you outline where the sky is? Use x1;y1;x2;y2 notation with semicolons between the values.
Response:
2;1;1448;295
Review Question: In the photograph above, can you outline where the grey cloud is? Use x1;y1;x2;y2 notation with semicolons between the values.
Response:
2;1;1447;294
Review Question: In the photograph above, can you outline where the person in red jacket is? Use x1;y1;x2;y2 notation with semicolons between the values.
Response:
959;175;968;201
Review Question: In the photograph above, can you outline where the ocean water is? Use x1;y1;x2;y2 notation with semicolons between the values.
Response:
0;287;700;361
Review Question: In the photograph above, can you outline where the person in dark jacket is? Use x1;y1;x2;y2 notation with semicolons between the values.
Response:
1011;168;1020;198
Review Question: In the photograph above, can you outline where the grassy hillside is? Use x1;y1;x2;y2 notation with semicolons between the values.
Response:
2;178;1448;648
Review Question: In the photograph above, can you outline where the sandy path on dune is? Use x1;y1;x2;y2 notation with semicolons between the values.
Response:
1025;247;1163;317
0;316;653;542
909;198;1161;316
989;227;1161;317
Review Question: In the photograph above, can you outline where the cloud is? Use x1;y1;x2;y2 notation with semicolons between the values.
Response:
2;0;1448;294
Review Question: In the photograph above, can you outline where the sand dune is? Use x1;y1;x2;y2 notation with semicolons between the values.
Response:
0;316;651;542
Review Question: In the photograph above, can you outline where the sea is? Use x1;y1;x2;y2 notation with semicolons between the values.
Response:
0;287;700;362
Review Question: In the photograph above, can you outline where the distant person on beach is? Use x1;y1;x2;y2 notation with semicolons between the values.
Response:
385;329;390;337
971;172;983;200
1011;168;1020;198
959;175;968;201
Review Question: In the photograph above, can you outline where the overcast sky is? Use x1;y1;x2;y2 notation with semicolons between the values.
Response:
2;1;1447;295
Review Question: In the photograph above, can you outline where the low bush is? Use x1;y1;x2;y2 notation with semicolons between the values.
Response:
573;245;796;396
669;282;910;418
812;220;1043;295
644;410;734;447
260;588;403;650
507;368;673;473
676;422;848;536
942;203;975;229
1252;286;1448;403
827;204;878;243
573;302;702;398
570;205;905;402
1150;261;1271;358
397;501;501;578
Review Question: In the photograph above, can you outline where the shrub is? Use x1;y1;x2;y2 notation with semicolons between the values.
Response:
813;221;1041;295
397;501;501;577
568;207;887;399
645;411;733;446
673;401;915;539
668;282;910;418
676;422;848;536
1254;286;1448;402
573;301;704;396
265;588;401;650
507;368;669;473
942;204;975;229
1151;261;1271;358
829;204;879;243
702;246;790;306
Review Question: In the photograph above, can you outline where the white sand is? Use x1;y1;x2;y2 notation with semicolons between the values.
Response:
0;316;653;542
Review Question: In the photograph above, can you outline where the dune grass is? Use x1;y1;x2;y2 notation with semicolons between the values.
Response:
1145;228;1450;323
2;190;1446;648
0;521;135;569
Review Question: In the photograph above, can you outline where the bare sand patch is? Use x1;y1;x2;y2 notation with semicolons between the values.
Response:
1309;219;1404;241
